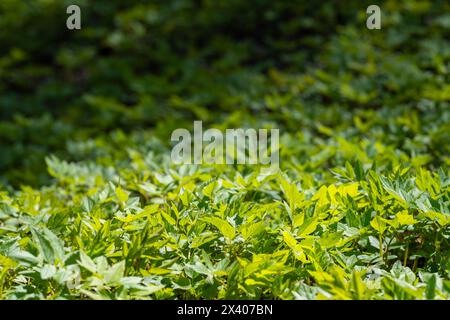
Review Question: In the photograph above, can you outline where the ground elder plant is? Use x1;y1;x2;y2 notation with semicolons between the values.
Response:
0;148;449;299
0;0;449;300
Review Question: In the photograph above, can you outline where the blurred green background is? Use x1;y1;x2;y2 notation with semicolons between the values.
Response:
0;0;449;188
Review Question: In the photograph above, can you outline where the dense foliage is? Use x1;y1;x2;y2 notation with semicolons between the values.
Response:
0;0;449;299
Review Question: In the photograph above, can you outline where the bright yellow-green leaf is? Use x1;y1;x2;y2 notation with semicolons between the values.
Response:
115;185;129;204
161;211;176;225
282;231;307;262
241;221;265;240
396;212;417;225
203;217;236;240
370;216;388;234
203;180;218;199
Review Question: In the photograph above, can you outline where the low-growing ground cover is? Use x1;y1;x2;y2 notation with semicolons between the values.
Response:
0;0;449;299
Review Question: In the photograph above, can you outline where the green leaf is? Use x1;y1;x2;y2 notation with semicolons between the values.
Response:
78;251;97;274
203;217;236;240
425;274;437;300
104;261;125;284
115;185;129;204
30;227;64;264
370;216;388;234
241;221;265;240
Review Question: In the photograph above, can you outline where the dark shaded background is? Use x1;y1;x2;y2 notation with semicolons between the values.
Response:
0;0;448;187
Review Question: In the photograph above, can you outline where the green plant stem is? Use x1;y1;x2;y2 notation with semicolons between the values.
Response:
379;234;384;263
403;243;409;267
